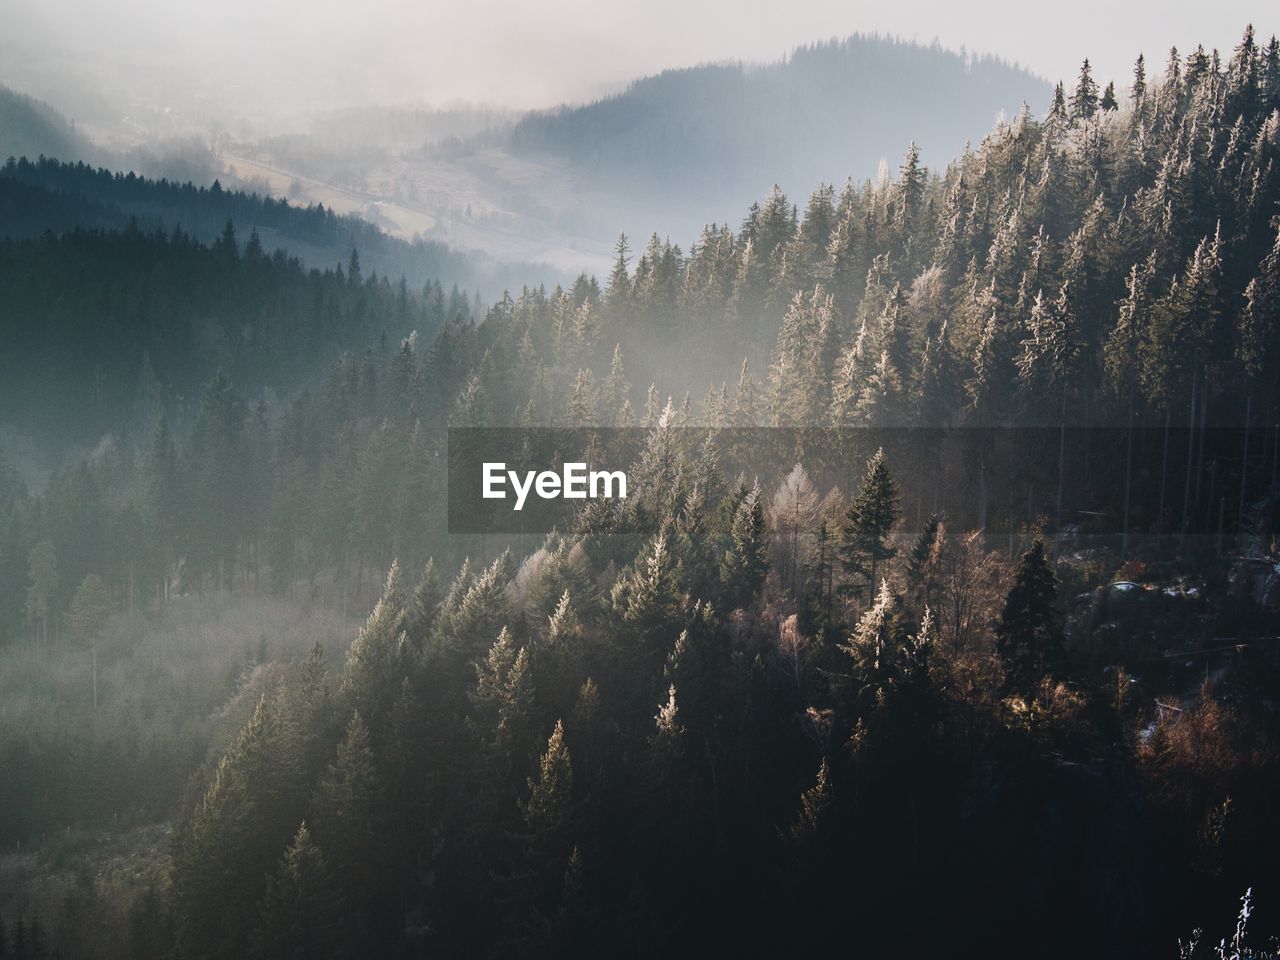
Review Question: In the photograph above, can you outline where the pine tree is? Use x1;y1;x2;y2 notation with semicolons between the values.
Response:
1239;224;1280;383
771;464;819;591
566;368;598;425
769;288;832;426
995;540;1060;693
1016;286;1082;415
611;532;686;665
1100;81;1119;112
511;719;576;935
404;557;444;645
1141;231;1223;407
720;482;769;608
341;561;408;734
66;573;112;709
1070;58;1100;119
896;142;926;244
23;540;57;647
523;719;573;850
838;449;901;603
172;695;302;959
789;757;833;843
1047;81;1069;133
905;512;941;589
601;344;630;422
311;711;385;929
839;578;907;695
914;319;960;426
188;371;251;592
1131;53;1147;106
827;207;866;318
1227;24;1260;117
471;627;534;770
146;416;182;604
855;349;905;426
255;823;345;960
1105;255;1157;400
733;358;760;426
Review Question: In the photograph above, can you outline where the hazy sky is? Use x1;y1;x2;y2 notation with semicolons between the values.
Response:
5;0;1277;114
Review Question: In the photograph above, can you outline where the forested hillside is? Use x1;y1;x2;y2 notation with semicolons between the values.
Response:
0;157;540;295
508;36;1049;231
3;26;1280;960
0;217;477;442
0;86;96;167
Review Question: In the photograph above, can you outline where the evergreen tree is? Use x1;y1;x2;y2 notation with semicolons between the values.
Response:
566;368;598;425
23;540;57;646
1239;224;1280;383
789;758;833;843
905;512;941;589
601;344;630;422
311;711;386;935
1101;81;1119;112
172;695;303;959
720;482;770;607
65;573;112;708
995;540;1060;693
1047;81;1069;133
840;578;906;693
838;449;901;603
505;719;577;943
1141;231;1223;407
733;358;760;426
341;561;408;734
1132;53;1148;106
255;823;346;960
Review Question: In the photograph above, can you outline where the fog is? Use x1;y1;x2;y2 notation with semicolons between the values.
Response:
5;2;1280;956
4;0;1276;121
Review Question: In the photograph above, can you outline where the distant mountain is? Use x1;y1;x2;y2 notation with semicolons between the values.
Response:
506;35;1050;236
0;85;96;165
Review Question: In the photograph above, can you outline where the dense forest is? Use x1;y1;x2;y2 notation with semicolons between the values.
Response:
0;157;541;297
0;215;483;442
0;86;97;169
3;25;1280;960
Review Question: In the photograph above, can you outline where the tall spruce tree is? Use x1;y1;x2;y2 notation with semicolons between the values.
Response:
995;540;1060;693
838;449;901;603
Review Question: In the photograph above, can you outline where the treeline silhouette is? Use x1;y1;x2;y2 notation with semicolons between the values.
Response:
0;85;95;168
0;156;528;293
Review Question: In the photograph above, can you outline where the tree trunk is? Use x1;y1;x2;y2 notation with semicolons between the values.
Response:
1195;366;1209;508
1159;406;1171;542
1123;389;1134;558
1239;393;1251;541
1053;384;1067;562
977;453;988;534
1272;423;1279;497
1182;375;1197;541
